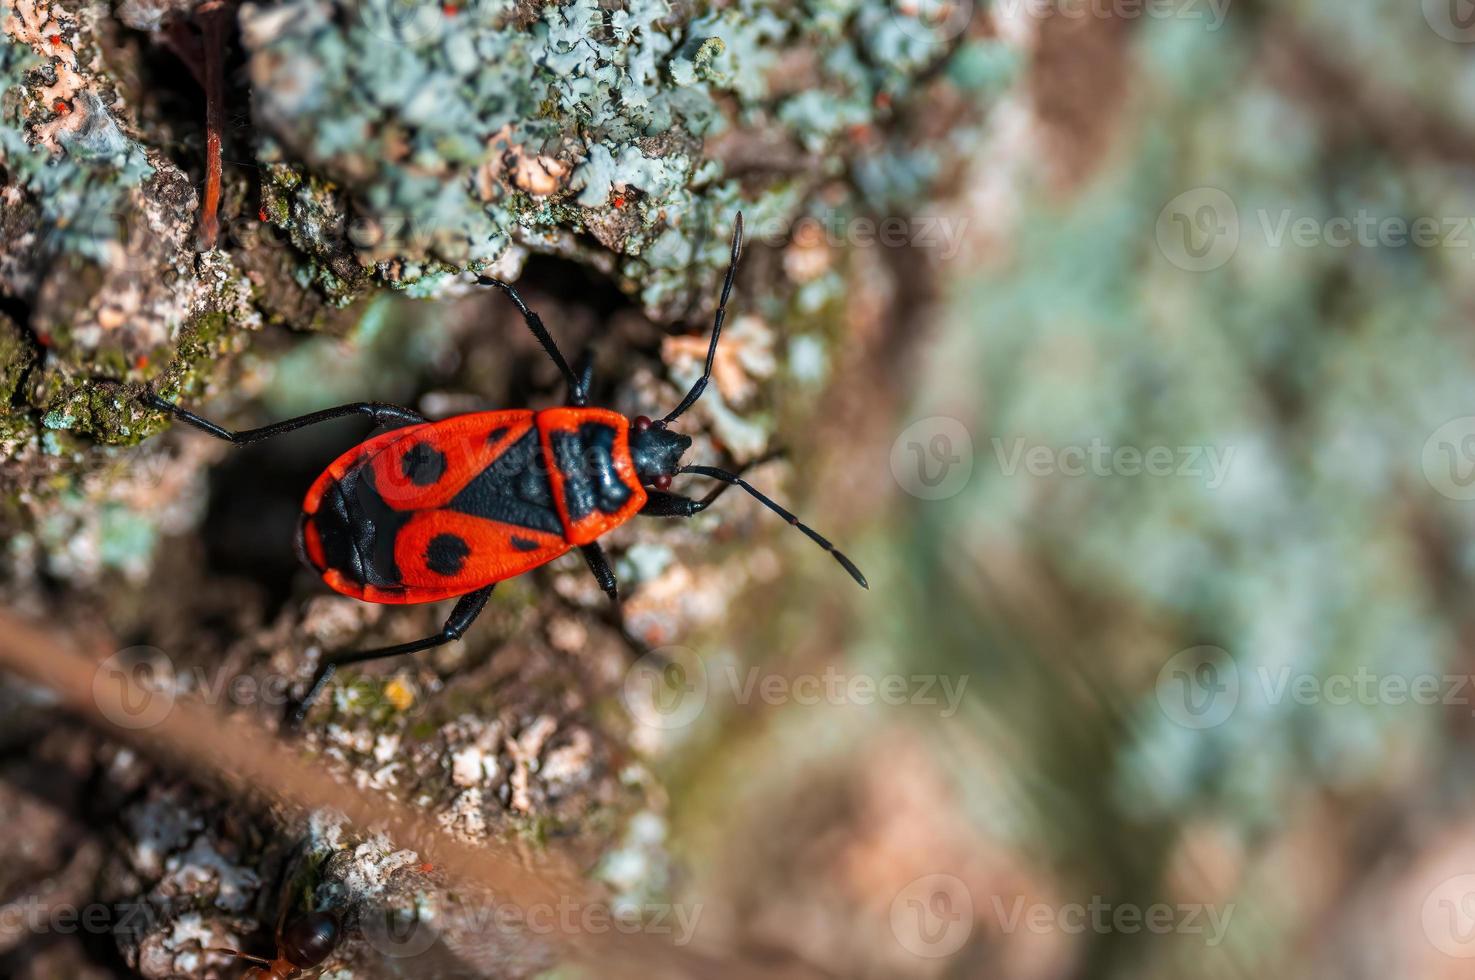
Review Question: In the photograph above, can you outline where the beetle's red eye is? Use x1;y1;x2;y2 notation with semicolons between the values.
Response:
635;415;652;431
654;474;672;490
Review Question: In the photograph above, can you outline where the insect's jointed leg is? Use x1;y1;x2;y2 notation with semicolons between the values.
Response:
144;393;425;445
641;477;745;516
289;585;495;726
639;490;705;517
579;542;618;602
477;276;584;402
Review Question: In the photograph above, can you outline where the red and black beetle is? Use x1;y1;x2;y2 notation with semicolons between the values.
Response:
144;215;866;723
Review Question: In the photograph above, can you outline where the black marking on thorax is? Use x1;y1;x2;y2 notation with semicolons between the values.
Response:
550;422;632;522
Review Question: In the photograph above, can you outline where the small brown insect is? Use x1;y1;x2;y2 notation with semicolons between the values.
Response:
211;909;341;979
207;843;342;979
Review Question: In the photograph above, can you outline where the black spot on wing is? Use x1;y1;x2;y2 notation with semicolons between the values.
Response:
510;535;541;552
400;442;447;486
426;533;471;576
486;425;510;445
448;429;563;535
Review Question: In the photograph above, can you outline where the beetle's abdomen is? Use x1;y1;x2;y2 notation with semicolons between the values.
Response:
298;459;413;600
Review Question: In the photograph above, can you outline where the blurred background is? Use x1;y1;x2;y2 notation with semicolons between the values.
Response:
655;3;1475;978
7;0;1475;977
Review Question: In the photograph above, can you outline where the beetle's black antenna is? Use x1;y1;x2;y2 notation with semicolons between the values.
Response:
678;463;867;588
657;213;744;427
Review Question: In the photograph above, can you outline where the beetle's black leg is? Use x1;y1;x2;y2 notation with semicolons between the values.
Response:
639;479;740;516
288;585;495;727
144;393;424;445
639;490;704;517
478;276;583;401
579;542;618;602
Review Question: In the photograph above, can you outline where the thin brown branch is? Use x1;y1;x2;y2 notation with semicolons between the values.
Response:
0;608;827;980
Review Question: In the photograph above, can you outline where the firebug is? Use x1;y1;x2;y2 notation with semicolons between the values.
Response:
143;215;866;724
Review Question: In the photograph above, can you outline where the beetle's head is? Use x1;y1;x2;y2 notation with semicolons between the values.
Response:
629;415;690;490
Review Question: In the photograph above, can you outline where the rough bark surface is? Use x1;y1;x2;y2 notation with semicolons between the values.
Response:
0;0;988;975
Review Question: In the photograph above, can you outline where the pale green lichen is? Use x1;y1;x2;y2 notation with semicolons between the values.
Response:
239;0;993;311
0;17;155;264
